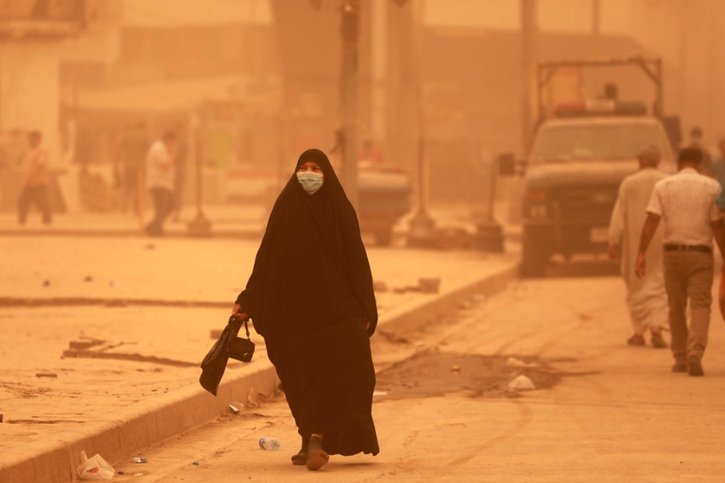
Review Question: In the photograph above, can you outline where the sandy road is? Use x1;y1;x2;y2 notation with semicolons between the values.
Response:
113;275;725;482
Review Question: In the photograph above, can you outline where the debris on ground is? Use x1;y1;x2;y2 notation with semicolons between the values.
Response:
0;413;4;423
450;364;462;372
373;390;388;397
508;375;535;391
505;357;539;369
35;372;58;378
83;275;94;282
69;338;105;351
229;403;241;414
373;281;389;292
377;352;561;400
192;461;200;466
131;455;147;464
42;280;51;288
258;436;281;450
245;387;259;408
418;278;441;294
77;450;115;480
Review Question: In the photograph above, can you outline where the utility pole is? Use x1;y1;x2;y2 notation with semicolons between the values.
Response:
591;0;601;37
404;0;437;247
520;0;536;150
340;0;360;207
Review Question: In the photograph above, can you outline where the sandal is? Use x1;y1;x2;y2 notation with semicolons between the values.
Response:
291;434;308;465
306;435;329;471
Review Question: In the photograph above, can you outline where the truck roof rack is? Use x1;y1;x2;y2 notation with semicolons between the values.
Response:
536;56;664;121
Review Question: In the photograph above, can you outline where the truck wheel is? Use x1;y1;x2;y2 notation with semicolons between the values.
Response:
521;237;549;278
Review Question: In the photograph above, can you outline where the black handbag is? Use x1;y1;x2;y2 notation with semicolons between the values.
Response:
229;317;255;362
199;315;255;396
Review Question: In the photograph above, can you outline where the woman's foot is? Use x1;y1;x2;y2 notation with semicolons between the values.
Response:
291;435;308;466
291;449;306;465
306;434;329;471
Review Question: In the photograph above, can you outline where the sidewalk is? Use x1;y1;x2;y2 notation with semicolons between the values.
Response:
0;201;521;242
0;205;268;239
0;234;519;482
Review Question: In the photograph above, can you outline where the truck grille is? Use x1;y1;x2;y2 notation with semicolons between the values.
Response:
552;185;618;222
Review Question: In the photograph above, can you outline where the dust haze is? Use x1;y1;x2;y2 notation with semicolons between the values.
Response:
2;1;725;482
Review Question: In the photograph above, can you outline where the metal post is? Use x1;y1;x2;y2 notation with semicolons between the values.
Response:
591;0;600;37
408;136;435;241
187;114;212;237
340;0;360;207
520;0;536;149
475;154;505;252
405;0;436;247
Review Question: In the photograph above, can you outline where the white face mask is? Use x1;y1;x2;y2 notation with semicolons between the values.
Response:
296;171;324;195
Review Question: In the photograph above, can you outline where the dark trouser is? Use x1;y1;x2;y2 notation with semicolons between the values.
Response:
121;167;140;214
172;172;185;216
663;250;714;363
18;185;52;225
146;187;174;236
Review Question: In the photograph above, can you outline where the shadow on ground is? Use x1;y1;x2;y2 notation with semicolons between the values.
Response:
545;258;620;278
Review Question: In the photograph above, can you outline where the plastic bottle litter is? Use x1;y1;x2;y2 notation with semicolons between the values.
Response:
77;450;115;480
508;375;535;391
258;436;281;451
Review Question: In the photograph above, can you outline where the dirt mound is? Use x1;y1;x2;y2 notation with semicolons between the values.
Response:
375;351;566;399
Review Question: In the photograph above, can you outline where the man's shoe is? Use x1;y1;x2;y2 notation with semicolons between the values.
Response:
688;359;704;377
650;332;668;349
627;334;645;346
671;363;688;373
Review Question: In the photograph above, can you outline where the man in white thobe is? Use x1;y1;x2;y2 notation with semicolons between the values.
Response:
609;146;668;348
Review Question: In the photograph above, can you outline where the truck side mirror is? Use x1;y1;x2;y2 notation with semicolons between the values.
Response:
497;153;518;176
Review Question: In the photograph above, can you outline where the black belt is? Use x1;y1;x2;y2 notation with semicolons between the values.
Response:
664;244;712;253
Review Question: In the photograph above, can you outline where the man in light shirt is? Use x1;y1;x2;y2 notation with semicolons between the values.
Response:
636;147;725;376
609;146;668;348
145;131;177;236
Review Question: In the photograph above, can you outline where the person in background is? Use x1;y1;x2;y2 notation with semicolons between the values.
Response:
115;123;148;215
688;126;713;176
145;131;177;236
711;138;725;211
636;147;725;377
359;139;384;167
609;146;668;348
18;130;52;225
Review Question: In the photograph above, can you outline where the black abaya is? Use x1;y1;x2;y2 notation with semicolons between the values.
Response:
236;149;379;456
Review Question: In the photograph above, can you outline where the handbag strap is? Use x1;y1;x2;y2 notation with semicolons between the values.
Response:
229;315;251;339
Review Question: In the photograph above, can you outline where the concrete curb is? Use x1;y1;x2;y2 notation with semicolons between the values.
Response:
0;260;519;483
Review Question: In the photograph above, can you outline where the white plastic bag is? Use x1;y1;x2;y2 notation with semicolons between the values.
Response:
77;450;115;480
508;375;535;391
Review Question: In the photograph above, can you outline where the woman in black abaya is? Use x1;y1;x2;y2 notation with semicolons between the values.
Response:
232;149;379;471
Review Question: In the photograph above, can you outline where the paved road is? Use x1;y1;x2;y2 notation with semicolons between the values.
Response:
113;275;725;482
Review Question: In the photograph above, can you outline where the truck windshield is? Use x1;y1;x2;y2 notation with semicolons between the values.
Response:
531;124;666;163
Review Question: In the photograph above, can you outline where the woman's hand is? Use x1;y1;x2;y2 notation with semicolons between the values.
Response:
231;304;249;320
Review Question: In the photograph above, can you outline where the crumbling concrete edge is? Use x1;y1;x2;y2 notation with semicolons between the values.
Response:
0;260;519;483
